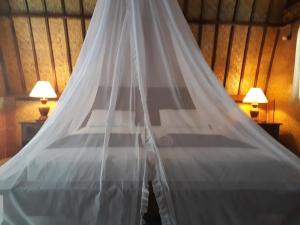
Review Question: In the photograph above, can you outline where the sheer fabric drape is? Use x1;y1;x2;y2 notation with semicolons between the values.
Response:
0;0;299;225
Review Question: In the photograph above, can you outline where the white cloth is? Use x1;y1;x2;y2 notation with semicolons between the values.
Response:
0;0;299;225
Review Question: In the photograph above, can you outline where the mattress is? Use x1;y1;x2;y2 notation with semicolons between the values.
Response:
26;130;297;188
19;144;300;223
6;130;299;224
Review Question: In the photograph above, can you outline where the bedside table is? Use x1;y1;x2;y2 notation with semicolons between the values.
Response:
20;121;44;147
258;123;282;141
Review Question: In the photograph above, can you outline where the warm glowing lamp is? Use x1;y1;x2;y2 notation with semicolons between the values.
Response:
29;81;57;121
243;88;268;121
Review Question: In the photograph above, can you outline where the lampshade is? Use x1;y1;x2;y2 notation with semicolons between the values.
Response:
243;88;268;104
29;81;57;99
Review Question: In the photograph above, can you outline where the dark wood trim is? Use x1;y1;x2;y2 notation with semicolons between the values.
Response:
24;0;40;81
254;27;267;87
197;0;204;47
283;15;300;26
79;0;86;39
189;19;280;27
264;28;280;93
0;12;92;19
0;12;287;27
61;0;73;75
211;0;223;70
238;0;258;94
0;47;11;95
6;0;27;92
254;0;274;87
42;0;59;92
223;0;240;87
183;0;189;15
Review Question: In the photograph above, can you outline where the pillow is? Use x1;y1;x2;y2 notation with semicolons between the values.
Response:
86;110;135;128
159;109;213;130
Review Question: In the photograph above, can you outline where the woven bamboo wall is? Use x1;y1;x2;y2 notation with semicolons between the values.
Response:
0;0;288;97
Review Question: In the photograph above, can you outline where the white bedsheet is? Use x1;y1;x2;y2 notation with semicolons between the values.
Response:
26;145;298;190
27;147;142;183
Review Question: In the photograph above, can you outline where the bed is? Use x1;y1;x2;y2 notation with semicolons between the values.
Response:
1;110;300;225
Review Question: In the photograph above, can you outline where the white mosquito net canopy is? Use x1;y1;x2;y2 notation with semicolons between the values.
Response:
0;0;300;225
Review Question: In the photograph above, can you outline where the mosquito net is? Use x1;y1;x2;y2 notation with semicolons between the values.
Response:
0;0;300;225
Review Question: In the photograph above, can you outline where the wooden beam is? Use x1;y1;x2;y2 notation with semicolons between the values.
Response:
238;0;258;94
61;0;73;75
183;0;189;15
223;0;240;87
24;0;40;81
264;28;280;93
254;0;274;87
284;0;300;10
42;0;58;92
0;11;92;19
0;12;285;27
0;46;11;95
197;0;204;47
6;0;27;93
79;0;86;39
211;0;223;70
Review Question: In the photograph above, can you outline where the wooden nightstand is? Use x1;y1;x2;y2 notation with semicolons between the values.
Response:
258;123;282;141
20;121;44;147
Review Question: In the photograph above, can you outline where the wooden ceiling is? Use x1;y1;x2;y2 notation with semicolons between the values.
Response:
286;0;300;7
0;0;295;98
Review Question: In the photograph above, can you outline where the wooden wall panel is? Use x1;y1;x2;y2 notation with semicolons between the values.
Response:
31;18;55;86
187;0;202;20
253;0;271;22
201;24;215;66
214;25;231;83
67;18;83;68
0;0;291;98
202;0;219;20
0;47;10;95
239;26;264;95
0;17;23;94
0;63;6;96
225;25;248;95
237;0;255;22
0;1;9;13
13;17;38;92
220;0;236;21
65;0;80;14
49;18;70;93
83;0;96;15
85;18;90;30
9;0;26;13
45;0;62;13
256;27;278;89
27;0;44;12
269;0;286;23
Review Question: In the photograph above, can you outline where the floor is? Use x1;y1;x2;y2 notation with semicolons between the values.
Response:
146;222;161;225
144;217;162;225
